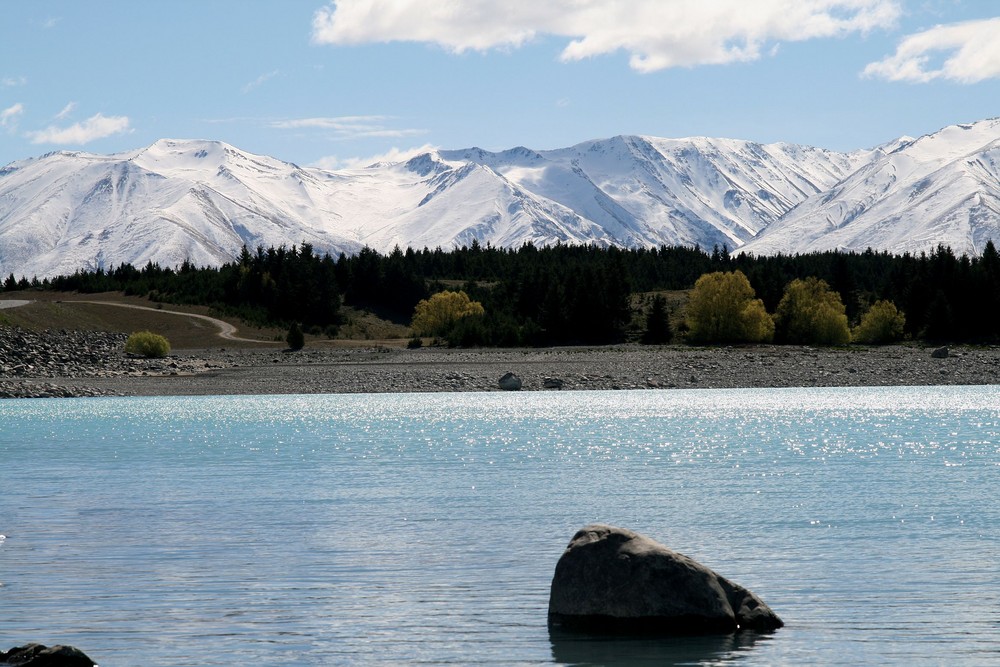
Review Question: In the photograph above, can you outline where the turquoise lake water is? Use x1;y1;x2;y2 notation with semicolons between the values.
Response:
1;387;998;666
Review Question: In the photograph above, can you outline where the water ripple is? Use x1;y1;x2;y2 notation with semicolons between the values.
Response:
1;386;998;665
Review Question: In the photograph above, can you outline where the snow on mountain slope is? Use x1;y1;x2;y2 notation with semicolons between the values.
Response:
2;119;1000;279
441;135;869;250
0;134;863;278
741;118;1000;257
317;153;614;251
0;139;364;278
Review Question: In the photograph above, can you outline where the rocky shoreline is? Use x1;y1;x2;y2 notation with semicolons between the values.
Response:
3;325;1000;398
0;327;222;398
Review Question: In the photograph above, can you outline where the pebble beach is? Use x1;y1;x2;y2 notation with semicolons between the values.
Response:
2;326;999;398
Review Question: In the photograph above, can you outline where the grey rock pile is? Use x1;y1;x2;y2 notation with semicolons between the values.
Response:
0;326;218;399
0;382;120;399
1;327;128;378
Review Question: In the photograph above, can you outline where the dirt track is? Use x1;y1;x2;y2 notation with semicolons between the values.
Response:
70;300;281;344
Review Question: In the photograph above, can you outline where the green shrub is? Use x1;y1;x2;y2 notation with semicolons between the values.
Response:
125;331;171;358
286;322;305;351
853;300;905;344
774;277;851;345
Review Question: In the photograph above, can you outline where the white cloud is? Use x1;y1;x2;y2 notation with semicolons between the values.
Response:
28;113;132;145
312;0;901;72
2;76;27;87
55;101;77;120
271;115;426;139
863;17;1000;83
1;103;24;131
242;70;280;93
311;143;439;170
272;115;390;130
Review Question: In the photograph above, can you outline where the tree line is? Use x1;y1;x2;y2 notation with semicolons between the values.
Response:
4;240;1000;346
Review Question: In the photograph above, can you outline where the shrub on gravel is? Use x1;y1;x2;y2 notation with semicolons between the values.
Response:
286;322;305;351
125;331;171;358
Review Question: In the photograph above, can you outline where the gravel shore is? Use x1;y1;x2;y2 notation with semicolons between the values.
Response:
3;326;999;398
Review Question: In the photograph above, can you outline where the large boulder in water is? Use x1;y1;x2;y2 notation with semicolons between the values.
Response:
0;644;96;667
548;524;783;635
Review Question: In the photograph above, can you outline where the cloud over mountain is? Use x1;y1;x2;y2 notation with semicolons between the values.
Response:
28;113;132;145
864;17;1000;83
312;0;901;71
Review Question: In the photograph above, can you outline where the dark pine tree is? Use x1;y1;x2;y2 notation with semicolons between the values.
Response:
642;294;672;344
286;322;305;350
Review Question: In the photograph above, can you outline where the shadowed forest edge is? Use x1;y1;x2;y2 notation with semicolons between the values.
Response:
4;241;1000;347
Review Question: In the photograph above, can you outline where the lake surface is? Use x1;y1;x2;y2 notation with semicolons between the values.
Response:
1;387;998;666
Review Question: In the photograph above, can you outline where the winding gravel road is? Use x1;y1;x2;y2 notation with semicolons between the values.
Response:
2;298;279;344
74;301;280;344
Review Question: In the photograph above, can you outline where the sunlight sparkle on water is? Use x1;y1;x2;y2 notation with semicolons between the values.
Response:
2;386;999;665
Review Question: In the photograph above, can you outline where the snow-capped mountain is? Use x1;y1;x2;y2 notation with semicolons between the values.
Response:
741;118;1000;257
1;119;999;278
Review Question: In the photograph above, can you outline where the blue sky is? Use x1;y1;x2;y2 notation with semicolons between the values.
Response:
2;1;998;168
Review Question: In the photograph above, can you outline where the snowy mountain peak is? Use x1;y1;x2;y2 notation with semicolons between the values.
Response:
404;151;451;176
741;118;1000;258
3;119;1000;279
133;137;228;164
900;117;1000;162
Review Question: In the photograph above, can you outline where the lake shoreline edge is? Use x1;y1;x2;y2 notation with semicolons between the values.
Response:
3;341;998;398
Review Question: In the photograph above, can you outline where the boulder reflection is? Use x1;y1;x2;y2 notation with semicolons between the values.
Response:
549;628;766;666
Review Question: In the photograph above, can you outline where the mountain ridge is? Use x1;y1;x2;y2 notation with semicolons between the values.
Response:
741;117;1000;256
2;118;999;278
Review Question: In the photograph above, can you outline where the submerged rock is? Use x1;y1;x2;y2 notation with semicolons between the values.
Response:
0;644;96;667
548;524;783;635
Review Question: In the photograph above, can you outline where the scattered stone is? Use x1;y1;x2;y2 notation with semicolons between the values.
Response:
498;371;522;391
931;346;949;359
3;336;1000;396
0;643;96;667
0;324;220;398
548;524;783;635
543;377;564;389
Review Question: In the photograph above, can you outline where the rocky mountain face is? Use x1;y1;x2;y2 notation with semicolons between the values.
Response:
741;118;1000;256
1;118;998;278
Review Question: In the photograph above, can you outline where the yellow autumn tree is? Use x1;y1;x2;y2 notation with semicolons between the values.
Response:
774;277;851;345
685;271;774;344
853;300;905;344
411;290;485;336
